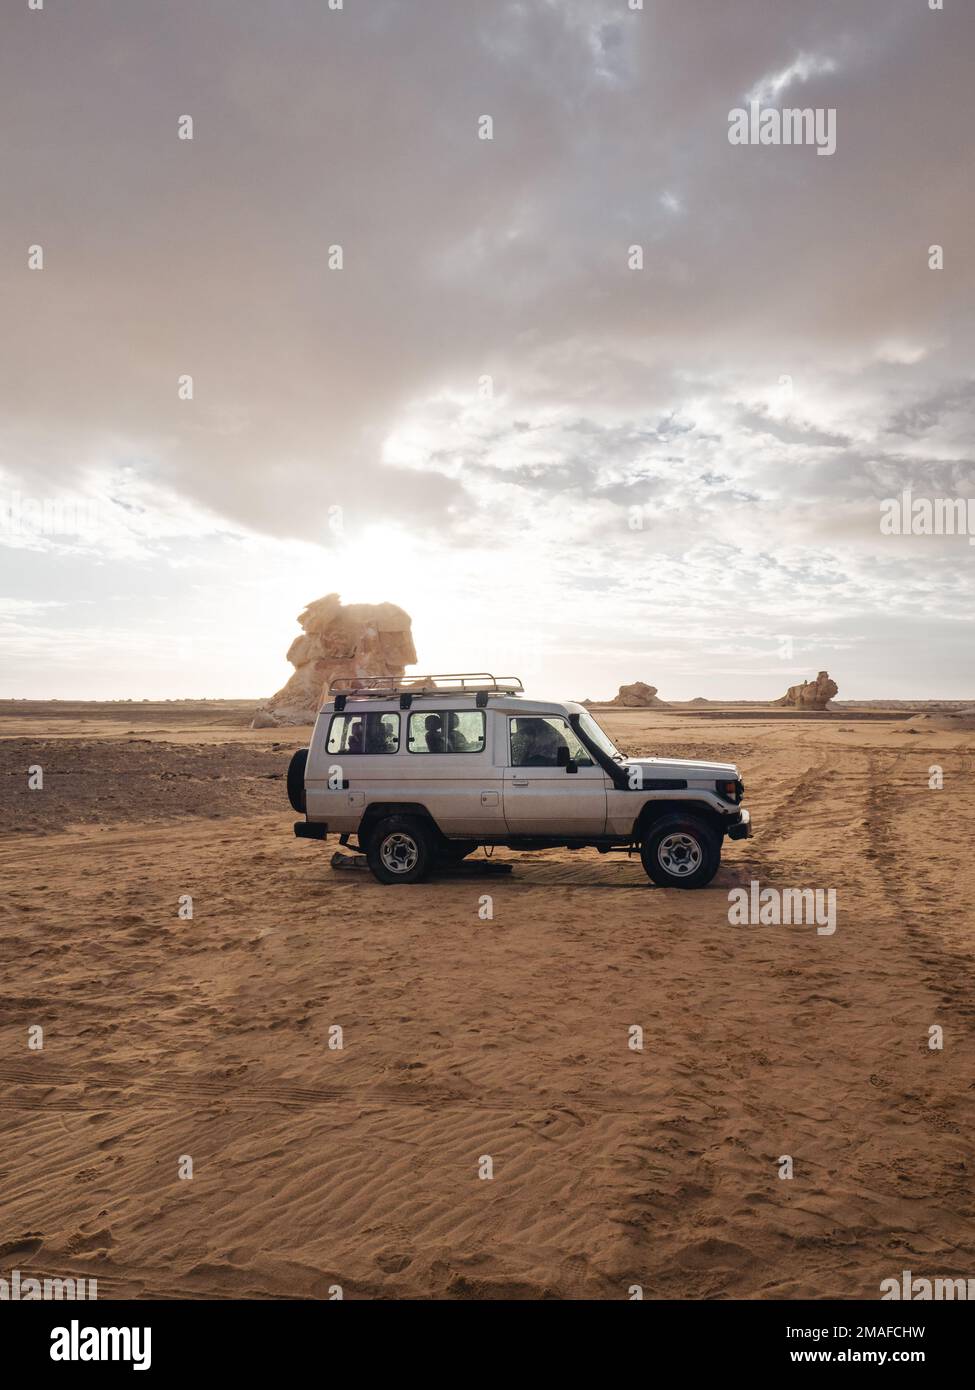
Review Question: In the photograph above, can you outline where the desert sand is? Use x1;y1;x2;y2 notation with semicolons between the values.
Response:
1;700;974;1299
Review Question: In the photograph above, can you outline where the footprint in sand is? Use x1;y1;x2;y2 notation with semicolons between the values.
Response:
66;1227;114;1255
375;1250;414;1274
0;1234;44;1259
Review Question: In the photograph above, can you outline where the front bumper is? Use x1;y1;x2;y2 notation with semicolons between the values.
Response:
726;807;752;840
294;821;328;840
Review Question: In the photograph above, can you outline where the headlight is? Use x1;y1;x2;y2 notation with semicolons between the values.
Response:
717;778;742;802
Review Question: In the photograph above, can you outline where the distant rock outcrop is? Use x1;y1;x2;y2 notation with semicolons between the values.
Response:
609;681;669;708
253;593;416;726
906;706;975;733
250;711;280;729
774;671;838;710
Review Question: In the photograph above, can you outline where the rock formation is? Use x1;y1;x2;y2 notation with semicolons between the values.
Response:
608;681;669;708
254;593;416;726
774;671;838;710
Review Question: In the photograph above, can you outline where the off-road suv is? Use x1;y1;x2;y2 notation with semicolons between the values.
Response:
287;674;751;888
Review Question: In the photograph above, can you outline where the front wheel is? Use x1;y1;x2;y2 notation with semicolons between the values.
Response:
640;815;720;889
366;815;435;885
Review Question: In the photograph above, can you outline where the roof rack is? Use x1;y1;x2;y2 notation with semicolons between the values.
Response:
328;672;524;709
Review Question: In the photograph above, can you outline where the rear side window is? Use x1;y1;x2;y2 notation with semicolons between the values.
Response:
408;709;485;754
327;711;399;754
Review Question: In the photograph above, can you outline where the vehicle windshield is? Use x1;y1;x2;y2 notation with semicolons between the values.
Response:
576;710;625;762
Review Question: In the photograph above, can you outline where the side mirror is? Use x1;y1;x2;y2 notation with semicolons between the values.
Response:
557;746;578;773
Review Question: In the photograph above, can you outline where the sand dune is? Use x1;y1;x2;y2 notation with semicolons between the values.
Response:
1;703;974;1298
906;707;975;733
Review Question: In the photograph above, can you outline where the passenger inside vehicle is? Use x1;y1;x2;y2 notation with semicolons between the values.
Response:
364;713;396;753
447;712;473;752
424;714;445;752
511;717;568;766
510;716;592;768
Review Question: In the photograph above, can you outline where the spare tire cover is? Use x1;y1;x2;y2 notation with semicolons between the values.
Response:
287;748;309;813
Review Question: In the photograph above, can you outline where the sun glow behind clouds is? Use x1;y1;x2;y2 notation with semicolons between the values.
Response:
346;519;559;692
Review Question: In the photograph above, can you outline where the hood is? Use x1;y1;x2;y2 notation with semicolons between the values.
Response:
623;755;739;780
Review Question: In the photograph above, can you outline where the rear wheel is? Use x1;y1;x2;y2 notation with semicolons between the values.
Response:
366;815;435;885
640;814;720;889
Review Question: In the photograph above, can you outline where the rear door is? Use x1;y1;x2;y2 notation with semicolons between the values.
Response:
403;707;504;835
502;714;608;834
306;707;402;830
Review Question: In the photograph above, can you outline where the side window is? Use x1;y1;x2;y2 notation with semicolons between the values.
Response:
509;716;593;768
446;710;486;753
327;711;399;754
408;710;486;753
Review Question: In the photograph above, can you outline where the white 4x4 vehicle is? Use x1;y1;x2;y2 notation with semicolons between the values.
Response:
288;674;751;888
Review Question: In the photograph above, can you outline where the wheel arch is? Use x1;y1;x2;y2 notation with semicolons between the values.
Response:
632;798;725;841
359;802;444;844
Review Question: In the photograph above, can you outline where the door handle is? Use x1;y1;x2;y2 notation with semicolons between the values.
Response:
511;776;530;786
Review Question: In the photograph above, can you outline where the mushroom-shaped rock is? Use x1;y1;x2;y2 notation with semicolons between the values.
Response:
255;593;417;726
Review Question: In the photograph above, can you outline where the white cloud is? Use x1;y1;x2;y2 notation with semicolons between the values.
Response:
746;51;838;106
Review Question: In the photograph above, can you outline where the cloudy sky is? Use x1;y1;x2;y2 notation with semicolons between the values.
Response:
1;0;973;700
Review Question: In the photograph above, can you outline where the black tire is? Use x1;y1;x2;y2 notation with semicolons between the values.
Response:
640;814;720;889
287;748;308;813
439;840;478;865
366;815;435;885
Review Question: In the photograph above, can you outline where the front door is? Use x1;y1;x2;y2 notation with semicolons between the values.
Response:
503;714;608;833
